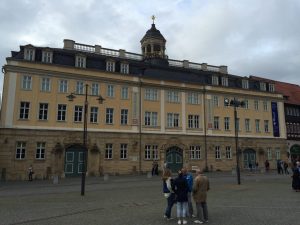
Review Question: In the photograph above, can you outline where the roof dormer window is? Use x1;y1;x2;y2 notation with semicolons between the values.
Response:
120;62;129;74
221;77;228;87
269;83;275;92
242;79;249;89
212;75;219;85
75;55;86;68
24;47;35;61
42;50;53;63
106;61;115;72
260;82;266;91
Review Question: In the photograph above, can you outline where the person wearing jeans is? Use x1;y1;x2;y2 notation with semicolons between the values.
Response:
162;169;175;219
174;169;189;225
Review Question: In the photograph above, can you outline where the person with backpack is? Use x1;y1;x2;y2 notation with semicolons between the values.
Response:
162;168;175;220
182;167;195;218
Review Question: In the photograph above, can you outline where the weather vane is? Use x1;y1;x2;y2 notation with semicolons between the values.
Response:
151;15;156;24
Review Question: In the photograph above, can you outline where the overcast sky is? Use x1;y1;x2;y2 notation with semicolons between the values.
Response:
1;0;299;96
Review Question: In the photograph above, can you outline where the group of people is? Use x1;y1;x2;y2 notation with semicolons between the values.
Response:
162;167;209;224
276;160;290;175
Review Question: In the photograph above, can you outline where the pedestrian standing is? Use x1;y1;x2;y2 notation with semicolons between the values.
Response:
28;165;33;181
265;160;270;172
182;167;195;218
192;169;210;224
173;169;189;225
284;161;289;175
162;169;176;220
292;161;300;192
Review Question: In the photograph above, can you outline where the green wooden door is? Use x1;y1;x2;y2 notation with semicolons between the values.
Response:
64;146;85;177
243;149;256;169
166;147;183;173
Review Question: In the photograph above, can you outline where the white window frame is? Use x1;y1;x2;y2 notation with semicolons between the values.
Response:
20;102;30;119
121;109;128;125
212;75;219;85
260;82;266;91
190;145;201;159
267;147;272;160
242;79;249;89
76;55;86;68
106;61;115;72
74;105;83;122
254;100;259;111
39;103;48;120
24;48;35;61
214;117;219;130
121;86;129;99
188;115;199;129
58;80;68;93
245;119;251;132
264;120;269;133
91;83;99;96
213;96;219;107
255;119;260;132
225;146;232;159
57;104;67;121
269;83;275;92
215;146;221;159
22;75;32;90
167;113;180;128
187;92;199;104
120;63;129;74
36;142;46;159
224;117;230;131
221;77;228;86
145;145;151;160
120;144;128;159
76;81;84;94
106;108;114;124
42;51;53;63
105;144;113;159
107;84;115;97
167;91;180;103
144;111;158;126
90;106;98;123
263;101;268;111
145;88;158;101
16;142;26;159
41;77;51;92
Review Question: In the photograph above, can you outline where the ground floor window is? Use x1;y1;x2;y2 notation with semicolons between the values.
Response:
190;145;201;159
16;142;26;159
105;143;113;159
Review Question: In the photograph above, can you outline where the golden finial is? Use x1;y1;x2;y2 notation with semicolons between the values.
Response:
151;15;156;24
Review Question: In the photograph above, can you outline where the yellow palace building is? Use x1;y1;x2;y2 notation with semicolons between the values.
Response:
0;21;286;180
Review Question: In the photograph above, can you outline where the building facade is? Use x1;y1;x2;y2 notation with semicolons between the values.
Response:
0;22;286;180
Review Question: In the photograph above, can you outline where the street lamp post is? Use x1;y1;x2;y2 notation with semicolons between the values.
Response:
224;97;245;185
67;84;105;196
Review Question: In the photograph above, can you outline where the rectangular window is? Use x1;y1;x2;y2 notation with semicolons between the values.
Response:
269;83;275;92
275;148;280;160
121;87;129;99
20;102;30;119
224;117;230;131
76;81;84;94
245;119;250;132
255;119;260;132
120;144;127;159
106;61;115;72
167;91;180;103
260;82;266;91
145;88;158;101
188;115;199;129
42;51;52;63
145;145;151;160
39;103;48;120
167;113;179;128
221;77;228;86
16;142;26;159
144;111;158;126
187;92;199;104
244;100;249;109
213;96;219;107
152;145;158;160
74;106;83;122
225;146;232;159
90;107;98;123
106;108;114;124
22;75;32;90
267;147;272;160
212;75;219;85
24;48;35;61
91;83;99;96
41;77;51;92
76;56;86;68
105;144;113;159
263;101;268;111
107;84;114;97
120;63;129;74
214;117;219;130
254;100;259;111
190;145;201;159
57;104;67;121
121;109;128;125
215;146;221;159
36;142;45;159
264;120;269;132
242;79;249;89
59;80;68;93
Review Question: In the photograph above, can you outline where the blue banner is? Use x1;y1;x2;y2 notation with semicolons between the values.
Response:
271;102;280;137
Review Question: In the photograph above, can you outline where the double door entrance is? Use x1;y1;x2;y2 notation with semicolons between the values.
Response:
166;146;183;173
64;145;86;177
243;149;256;169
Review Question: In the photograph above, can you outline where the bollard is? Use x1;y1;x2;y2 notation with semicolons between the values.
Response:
103;174;109;181
147;172;152;179
53;175;59;184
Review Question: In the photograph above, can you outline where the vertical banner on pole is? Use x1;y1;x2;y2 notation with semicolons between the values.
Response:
271;102;280;137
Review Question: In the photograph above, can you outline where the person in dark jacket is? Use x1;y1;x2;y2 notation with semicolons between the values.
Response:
162;169;176;220
292;161;300;192
173;169;189;225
